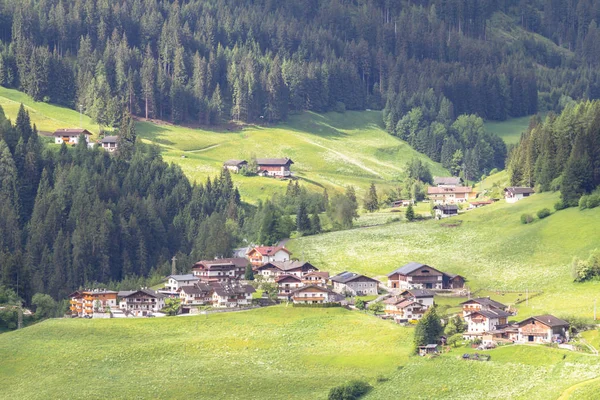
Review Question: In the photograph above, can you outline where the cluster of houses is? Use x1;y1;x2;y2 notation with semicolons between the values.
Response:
223;158;294;178
69;288;166;318
53;128;118;153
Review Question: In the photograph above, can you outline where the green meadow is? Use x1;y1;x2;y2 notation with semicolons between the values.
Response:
288;192;600;319
0;307;412;400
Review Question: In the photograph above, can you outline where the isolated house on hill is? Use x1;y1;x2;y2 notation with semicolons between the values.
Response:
246;246;292;267
387;262;444;290
433;204;458;219
517;315;570;343
256;158;294;177
504;187;535;203
100;136;118;152
191;258;248;282
433;177;462;187
223;160;248;173
330;271;379;296
53;128;93;147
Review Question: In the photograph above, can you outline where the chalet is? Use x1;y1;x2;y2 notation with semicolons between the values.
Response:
256;158;294;178
387;262;444;290
504;187;535;203
391;199;413;207
399;289;435;308
192;258;248;282
118;289;166;317
384;297;428;322
178;283;212;306
246;246;292;267
53;128;93;147
483;324;519;345
276;274;303;300
69;289;118;317
223;159;248;173
302;271;330;287
517;315;570;343
433;204;458;219
433;177;462;187
464;309;511;339
427;186;475;204
165;274;200;292
100;136;118;152
291;285;338;304
442;273;465;289
330;271;379;296
210;282;255;308
461;297;509;318
418;344;439;356
255;260;318;280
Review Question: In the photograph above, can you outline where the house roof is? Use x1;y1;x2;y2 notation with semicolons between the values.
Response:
179;283;211;295
100;136;118;143
275;274;302;283
470;309;511;319
223;159;247;166
256;158;294;166
384;297;420;309
443;272;464;280
210;282;255;296
53;128;92;136
461;297;507;310
193;257;248;269
433;177;461;186
330;271;379;284
304;271;330;279
260;260;315;272
400;289;435;298
519;315;569;328
387;262;441;277
248;246;292;257
504;187;535;195
428;186;473;195
167;274;200;282
121;289;166;299
291;284;330;294
433;205;458;212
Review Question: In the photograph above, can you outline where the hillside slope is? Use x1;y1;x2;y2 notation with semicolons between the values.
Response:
288;192;600;318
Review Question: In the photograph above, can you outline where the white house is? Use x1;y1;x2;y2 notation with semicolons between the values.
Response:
223;160;248;173
255;260;318;281
165;274;200;292
433;204;458;219
100;136;118;152
276;274;304;300
464;309;511;338
191;258;248;282
399;289;435;308
291;285;338;304
246;246;292;267
383;297;427;321
210;282;255;308
330;271;379;296
516;315;570;343
179;283;212;306
118;289;166;317
504;187;535;203
53;128;93;148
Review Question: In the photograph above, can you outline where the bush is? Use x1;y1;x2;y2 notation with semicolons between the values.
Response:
334;101;346;113
579;195;589;210
328;380;372;400
554;200;566;211
586;194;600;209
520;213;534;224
537;208;551;219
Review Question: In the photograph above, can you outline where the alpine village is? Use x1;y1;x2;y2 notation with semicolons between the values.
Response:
1;1;600;400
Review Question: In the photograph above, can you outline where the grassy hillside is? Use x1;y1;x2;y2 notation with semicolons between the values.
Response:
288;192;600;319
485;115;532;144
0;307;412;400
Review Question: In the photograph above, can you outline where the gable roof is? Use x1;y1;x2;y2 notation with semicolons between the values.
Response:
210;282;255;297
193;257;248;269
223;159;248;167
461;297;507;310
387;262;442;277
505;187;535;195
433;177;461;186
428;186;473;195
400;289;435;298
167;274;199;282
121;288;165;299
519;315;569;328
179;283;212;295
100;136;118;143
303;271;330;279
433;205;458;212
256;158;294;166
53;128;92;136
248;246;292;257
470;309;511;319
291;284;330;294
275;274;302;283
331;271;379;284
259;260;315;272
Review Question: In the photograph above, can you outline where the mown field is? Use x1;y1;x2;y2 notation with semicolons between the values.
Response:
0;307;412;400
288;192;600;319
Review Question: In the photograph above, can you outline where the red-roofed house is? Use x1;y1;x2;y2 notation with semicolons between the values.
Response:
246;246;292;267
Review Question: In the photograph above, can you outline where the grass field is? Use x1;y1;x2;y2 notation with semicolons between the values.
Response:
0;306;413;400
288;192;600;319
485;115;534;145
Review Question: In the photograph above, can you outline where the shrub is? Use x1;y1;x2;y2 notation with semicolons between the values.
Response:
579;195;589;210
328;380;372;400
334;101;346;113
586;194;600;209
537;208;551;219
520;213;534;224
554;200;566;211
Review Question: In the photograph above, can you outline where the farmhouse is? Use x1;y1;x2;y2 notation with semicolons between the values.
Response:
53;128;94;148
191;258;248;282
517;315;570;343
210;282;255;308
427;186;475;204
100;136;118;152
442;272;465;289
433;204;458;219
291;285;338;304
302;271;330;287
69;289;118;317
391;199;413;207
118;289;166;317
464;309;511;338
330;271;379;296
384;297;427;321
256;158;294;177
433;177;462;187
254;260;317;280
399;289;435;308
461;297;509;318
276;274;304;300
178;283;212;306
387;262;444;290
504;187;535;203
165;274;200;292
223;159;248;173
246;246;292;267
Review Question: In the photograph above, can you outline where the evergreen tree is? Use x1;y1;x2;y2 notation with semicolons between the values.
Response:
414;306;443;351
405;204;415;221
117;112;136;160
296;202;311;233
363;183;379;212
310;212;322;235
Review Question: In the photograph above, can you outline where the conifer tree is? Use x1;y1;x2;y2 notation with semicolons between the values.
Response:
363;182;379;212
296;202;311;233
